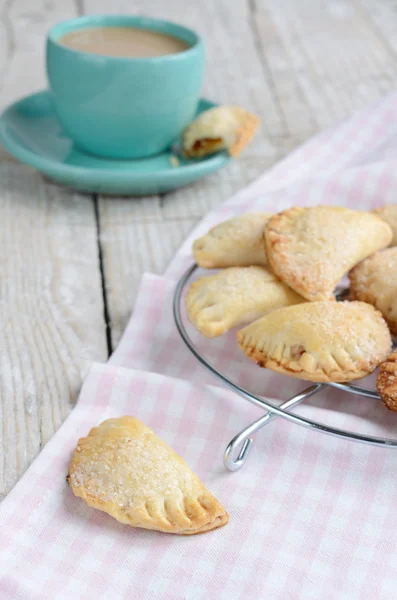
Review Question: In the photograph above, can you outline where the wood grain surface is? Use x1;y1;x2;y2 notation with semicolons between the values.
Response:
1;0;397;495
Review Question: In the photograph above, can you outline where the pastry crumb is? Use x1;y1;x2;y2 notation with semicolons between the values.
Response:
169;155;180;168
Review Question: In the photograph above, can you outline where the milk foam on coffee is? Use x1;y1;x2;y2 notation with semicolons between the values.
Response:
59;26;190;57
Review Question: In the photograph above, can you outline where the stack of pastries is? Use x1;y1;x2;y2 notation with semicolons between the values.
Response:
187;205;397;411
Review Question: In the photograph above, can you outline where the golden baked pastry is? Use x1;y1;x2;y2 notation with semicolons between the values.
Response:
373;204;397;246
67;417;228;535
237;301;391;383
183;105;260;158
193;212;272;269
186;266;304;337
349;247;397;335
265;206;392;301
377;349;397;412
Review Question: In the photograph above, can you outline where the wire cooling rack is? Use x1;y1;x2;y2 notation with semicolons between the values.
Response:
173;264;397;472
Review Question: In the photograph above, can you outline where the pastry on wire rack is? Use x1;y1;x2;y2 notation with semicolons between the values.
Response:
349;247;397;336
372;204;397;247
237;301;391;383
193;212;273;269
186;266;304;337
377;349;397;412
183;105;260;158
264;206;392;302
67;417;229;535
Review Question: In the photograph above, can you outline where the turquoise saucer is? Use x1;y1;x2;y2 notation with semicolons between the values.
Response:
0;91;231;196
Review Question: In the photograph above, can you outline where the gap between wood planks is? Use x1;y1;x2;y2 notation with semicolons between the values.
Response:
247;0;289;135
94;194;113;357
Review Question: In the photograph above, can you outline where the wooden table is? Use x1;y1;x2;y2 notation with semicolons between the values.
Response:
1;0;397;498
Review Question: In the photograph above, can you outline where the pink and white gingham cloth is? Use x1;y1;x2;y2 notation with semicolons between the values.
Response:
2;94;397;599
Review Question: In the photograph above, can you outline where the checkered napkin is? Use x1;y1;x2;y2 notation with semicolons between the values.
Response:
2;93;397;599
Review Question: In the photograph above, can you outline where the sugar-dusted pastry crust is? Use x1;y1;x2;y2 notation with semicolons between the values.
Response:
67;417;228;535
237;301;391;383
265;206;392;302
186;266;304;337
372;204;397;246
377;349;397;412
193;212;273;269
349;247;397;336
183;105;260;158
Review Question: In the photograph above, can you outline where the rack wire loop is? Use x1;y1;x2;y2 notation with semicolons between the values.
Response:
223;383;324;471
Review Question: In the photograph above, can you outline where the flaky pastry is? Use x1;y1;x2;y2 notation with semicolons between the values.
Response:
377;349;397;412
237;301;391;383
186;266;304;337
372;204;397;246
183;105;260;158
67;417;228;535
193;212;273;269
349;247;397;335
265;206;392;301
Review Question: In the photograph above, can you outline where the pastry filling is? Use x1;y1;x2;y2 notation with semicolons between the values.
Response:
291;344;305;360
191;137;224;156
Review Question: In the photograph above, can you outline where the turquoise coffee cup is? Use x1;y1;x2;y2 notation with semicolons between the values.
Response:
46;15;204;159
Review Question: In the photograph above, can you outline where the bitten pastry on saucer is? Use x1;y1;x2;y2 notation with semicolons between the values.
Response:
67;417;228;535
237;301;391;383
183;105;260;158
193;212;273;269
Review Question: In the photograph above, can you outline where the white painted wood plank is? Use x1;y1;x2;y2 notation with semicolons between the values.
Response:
159;153;282;220
98;195;163;223
360;0;397;58
98;214;196;346
0;0;107;496
254;0;397;129
0;0;79;110
0;164;107;496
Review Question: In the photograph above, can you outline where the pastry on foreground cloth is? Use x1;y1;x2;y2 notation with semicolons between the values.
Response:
377;349;397;412
67;417;228;535
183;105;260;158
237;301;392;383
349;247;397;336
186;265;304;337
193;212;273;268
372;204;397;246
265;206;392;302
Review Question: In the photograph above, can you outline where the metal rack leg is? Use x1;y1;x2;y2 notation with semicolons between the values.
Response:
223;384;325;471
